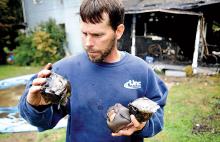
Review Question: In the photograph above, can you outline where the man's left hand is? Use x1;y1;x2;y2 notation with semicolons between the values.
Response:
112;115;146;136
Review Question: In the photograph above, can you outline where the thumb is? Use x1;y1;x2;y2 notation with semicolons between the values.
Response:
130;115;140;127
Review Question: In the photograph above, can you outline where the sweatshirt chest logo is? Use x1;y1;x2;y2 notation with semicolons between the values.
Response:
124;80;141;89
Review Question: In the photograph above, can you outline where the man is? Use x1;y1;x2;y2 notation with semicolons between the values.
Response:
19;0;168;142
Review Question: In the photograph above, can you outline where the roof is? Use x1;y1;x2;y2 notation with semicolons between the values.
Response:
123;0;220;14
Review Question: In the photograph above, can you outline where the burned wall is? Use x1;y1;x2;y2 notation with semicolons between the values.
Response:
194;3;220;64
120;12;199;64
120;1;220;65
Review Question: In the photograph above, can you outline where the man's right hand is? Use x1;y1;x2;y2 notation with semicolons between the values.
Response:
27;63;52;106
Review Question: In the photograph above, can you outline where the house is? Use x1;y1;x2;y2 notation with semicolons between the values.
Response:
21;0;83;55
22;0;220;72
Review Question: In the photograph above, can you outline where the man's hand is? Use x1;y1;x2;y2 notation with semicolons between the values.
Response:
112;115;146;136
26;63;52;106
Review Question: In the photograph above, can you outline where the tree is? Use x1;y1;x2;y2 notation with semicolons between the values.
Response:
0;0;24;64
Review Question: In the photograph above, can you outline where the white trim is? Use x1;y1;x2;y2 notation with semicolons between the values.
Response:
131;14;136;56
192;18;201;74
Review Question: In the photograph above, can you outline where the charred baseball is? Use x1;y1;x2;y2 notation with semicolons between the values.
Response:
106;103;131;133
128;97;160;122
40;72;71;106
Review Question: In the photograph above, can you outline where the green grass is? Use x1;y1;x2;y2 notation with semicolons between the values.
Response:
0;65;41;80
146;75;220;142
0;128;66;142
36;128;66;142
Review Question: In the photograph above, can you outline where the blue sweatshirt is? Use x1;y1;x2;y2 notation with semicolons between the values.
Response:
19;52;168;142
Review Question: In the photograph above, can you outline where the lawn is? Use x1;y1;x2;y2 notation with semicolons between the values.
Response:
0;65;41;80
147;75;220;142
0;65;219;142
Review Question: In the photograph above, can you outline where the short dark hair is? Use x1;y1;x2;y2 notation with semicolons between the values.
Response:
80;0;124;31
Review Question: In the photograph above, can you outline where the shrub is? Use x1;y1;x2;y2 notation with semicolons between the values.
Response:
14;33;35;66
184;65;193;77
14;19;66;66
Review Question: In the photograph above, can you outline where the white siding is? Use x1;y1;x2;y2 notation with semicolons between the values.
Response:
23;0;83;55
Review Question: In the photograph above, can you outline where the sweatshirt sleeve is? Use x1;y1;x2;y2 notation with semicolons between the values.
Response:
135;67;168;137
18;74;68;131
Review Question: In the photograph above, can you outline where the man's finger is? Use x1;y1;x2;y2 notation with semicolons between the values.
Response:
112;127;136;136
131;115;147;130
130;115;140;127
32;78;47;86
112;130;125;136
44;63;52;70
37;69;51;78
29;86;42;94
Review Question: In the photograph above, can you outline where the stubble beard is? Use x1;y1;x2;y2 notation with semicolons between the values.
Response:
87;36;116;63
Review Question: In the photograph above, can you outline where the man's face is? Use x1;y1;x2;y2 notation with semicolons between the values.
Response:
80;14;117;62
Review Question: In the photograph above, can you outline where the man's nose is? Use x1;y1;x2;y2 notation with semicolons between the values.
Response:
85;35;94;47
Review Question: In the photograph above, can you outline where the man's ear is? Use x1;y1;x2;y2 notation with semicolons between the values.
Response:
115;24;125;40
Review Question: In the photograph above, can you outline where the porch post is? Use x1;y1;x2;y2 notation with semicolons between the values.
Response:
200;22;207;59
21;0;26;24
192;18;201;74
131;14;136;56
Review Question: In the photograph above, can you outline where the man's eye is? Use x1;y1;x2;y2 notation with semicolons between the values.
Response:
82;32;87;36
93;34;102;37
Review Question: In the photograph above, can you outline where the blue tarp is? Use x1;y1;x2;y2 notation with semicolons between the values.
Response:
0;75;67;133
0;74;34;90
0;106;67;133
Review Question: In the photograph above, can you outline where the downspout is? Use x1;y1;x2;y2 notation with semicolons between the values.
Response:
192;17;202;74
131;14;136;56
21;0;29;34
21;0;26;24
